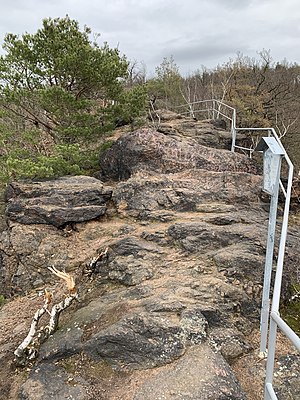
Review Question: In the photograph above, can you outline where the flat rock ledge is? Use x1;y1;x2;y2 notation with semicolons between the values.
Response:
5;176;113;228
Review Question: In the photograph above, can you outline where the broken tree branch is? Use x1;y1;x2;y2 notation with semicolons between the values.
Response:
14;290;52;360
85;247;109;276
89;247;109;269
48;266;76;294
14;268;78;365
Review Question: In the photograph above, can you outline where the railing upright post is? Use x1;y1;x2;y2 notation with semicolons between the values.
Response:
231;108;236;152
259;159;281;354
264;317;278;399
216;100;221;119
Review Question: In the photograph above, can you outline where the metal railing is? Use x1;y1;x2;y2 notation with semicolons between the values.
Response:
174;99;237;151
173;99;278;156
174;99;298;399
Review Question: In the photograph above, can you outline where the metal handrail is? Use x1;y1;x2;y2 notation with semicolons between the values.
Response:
175;100;297;399
174;99;237;151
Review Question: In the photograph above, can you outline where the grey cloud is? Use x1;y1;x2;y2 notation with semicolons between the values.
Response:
210;0;254;9
155;36;251;73
172;42;245;63
0;0;299;74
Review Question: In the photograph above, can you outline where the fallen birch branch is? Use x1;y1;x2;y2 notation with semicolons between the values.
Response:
14;268;78;366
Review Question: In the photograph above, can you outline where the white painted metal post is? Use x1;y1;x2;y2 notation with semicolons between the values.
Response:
259;157;281;354
230;108;236;152
255;138;285;355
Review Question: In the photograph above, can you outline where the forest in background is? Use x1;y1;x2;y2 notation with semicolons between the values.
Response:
145;52;300;173
0;16;300;186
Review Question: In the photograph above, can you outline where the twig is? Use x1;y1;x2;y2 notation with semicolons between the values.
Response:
148;100;161;129
86;247;109;275
48;266;76;294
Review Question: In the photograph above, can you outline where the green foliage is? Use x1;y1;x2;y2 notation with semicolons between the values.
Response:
0;16;147;185
112;84;147;125
281;284;300;335
147;56;183;108
229;84;270;127
0;16;146;143
0;16;128;95
0;295;5;308
99;140;114;155
0;142;99;181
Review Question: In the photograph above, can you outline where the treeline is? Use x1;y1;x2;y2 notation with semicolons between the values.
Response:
143;53;300;170
1;16;300;184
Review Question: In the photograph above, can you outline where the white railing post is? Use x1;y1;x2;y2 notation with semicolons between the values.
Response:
230;108;236;152
255;138;285;356
259;159;281;354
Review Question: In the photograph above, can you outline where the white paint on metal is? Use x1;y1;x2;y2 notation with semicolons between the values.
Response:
271;311;300;352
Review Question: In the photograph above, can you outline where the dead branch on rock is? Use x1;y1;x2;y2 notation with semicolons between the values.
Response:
14;268;78;366
13;290;52;361
86;247;109;275
48;266;76;294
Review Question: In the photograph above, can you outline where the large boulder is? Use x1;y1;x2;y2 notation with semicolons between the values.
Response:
98;128;258;181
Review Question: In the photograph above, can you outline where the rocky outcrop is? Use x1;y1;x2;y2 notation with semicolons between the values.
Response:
111;170;263;220
150;109;232;149
5;176;112;227
0;176;113;295
20;345;246;400
98;128;258;181
0;117;299;400
39;303;207;369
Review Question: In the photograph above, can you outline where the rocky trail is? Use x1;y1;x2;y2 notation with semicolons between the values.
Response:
0;111;299;399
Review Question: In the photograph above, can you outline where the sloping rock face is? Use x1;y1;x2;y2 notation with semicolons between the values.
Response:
134;345;245;400
0;176;112;294
0;117;299;400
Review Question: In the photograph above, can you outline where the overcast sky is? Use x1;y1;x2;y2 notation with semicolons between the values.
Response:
0;0;299;76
